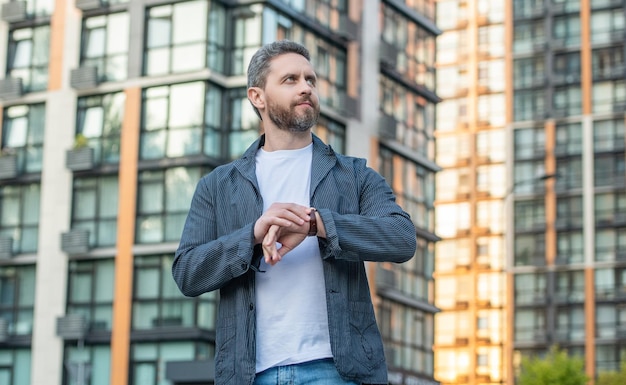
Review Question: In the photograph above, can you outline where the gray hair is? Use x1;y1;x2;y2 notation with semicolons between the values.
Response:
247;40;311;120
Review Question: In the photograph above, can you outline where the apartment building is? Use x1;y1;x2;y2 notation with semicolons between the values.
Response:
433;0;625;384
0;1;440;384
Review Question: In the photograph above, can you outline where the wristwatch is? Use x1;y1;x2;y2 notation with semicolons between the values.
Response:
308;208;318;236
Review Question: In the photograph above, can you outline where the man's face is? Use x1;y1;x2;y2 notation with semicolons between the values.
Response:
262;53;320;132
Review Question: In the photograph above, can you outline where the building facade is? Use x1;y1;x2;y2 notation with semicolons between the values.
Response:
0;1;440;385
433;0;625;384
433;0;506;384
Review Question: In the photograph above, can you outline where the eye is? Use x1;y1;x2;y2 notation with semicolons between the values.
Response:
306;78;316;87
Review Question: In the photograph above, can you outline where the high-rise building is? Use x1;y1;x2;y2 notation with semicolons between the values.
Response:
433;0;507;384
433;0;625;384
0;1;440;385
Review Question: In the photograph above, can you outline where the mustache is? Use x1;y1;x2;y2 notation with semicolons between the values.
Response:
294;97;315;106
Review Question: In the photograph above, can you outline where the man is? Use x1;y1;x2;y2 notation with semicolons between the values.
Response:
172;40;416;385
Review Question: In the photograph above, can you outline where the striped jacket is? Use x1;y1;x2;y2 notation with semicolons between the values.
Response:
172;134;417;385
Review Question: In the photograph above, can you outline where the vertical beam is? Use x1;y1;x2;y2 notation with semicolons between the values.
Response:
580;0;592;115
582;113;595;382
47;0;68;90
503;0;515;382
109;87;141;385
544;120;556;266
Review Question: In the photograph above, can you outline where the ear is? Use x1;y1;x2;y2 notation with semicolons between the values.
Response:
247;87;265;112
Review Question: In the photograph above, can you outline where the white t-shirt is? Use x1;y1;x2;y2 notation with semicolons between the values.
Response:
254;143;332;373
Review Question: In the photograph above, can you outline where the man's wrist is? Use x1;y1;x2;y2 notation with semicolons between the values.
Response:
308;208;318;236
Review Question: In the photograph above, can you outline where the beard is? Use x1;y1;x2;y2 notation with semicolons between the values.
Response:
267;97;320;133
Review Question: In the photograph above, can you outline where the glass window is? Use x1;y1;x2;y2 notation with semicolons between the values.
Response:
380;75;435;156
596;305;617;339
227;88;260;159
381;4;436;89
553;52;580;85
513;56;544;89
514;308;545;342
435;348;469;382
476;236;503;270
477;93;505;127
2;104;45;174
7;25;50;92
513;89;545;121
437;30;468;65
478;59;505;92
514;273;546;305
591;9;625;44
80;12;129;82
477;272;504;306
555;122;582;156
21;0;54;16
136;167;208;244
556;195;583;228
594;118;625;153
63;345;109;385
313;115;345;155
436;167;470;201
145;0;225;75
555;306;585;341
0;265;35;336
0;184;40;255
513;20;544;54
592;80;626;114
513;0;543;19
0;349;31;385
555;270;585;303
132;255;217;330
141;82;222;160
77;92;125;165
595;192;626;228
435;238;471;273
596;344;626;373
594;153;625;187
381;148;434;232
130;341;214;385
595;228;626;262
553;85;582;117
71;176;119;248
477;25;505;58
514;199;546;232
379;299;434;376
592;46;624;81
67;259;115;332
553;14;580;48
476;200;504;234
514;233;545;266
435;202;470;238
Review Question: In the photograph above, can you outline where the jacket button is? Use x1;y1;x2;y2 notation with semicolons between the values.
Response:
249;303;254;311
242;263;247;270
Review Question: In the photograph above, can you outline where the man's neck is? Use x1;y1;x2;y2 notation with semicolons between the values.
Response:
262;127;312;152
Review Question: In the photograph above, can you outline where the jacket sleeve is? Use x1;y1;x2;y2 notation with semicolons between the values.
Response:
318;160;417;263
171;174;261;297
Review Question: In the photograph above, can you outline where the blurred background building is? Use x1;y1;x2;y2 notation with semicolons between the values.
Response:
0;1;439;385
433;0;625;385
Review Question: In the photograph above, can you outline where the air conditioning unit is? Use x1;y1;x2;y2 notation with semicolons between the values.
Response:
70;66;99;89
0;77;24;100
0;236;13;259
1;1;27;23
56;314;88;340
61;229;91;255
75;0;103;11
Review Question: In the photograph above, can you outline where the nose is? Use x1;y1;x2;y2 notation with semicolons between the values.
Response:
298;79;312;95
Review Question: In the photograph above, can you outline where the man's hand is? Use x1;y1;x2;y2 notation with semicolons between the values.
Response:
253;203;310;244
261;224;308;265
